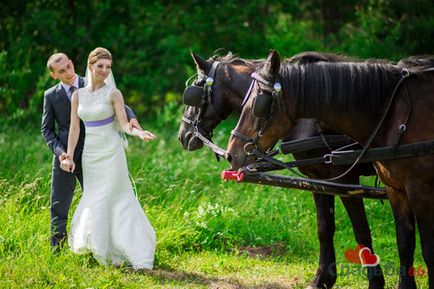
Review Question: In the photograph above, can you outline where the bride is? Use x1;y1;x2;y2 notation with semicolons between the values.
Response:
60;47;156;269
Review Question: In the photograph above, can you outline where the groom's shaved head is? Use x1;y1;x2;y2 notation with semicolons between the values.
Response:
47;53;69;71
47;52;76;85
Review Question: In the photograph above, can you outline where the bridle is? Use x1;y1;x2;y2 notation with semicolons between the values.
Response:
181;61;227;157
231;72;291;156
230;72;304;176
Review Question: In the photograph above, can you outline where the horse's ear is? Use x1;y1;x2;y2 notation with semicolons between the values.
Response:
191;52;212;74
266;49;281;76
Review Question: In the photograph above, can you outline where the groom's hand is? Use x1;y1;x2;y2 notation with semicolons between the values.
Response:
59;152;68;162
60;159;75;173
69;161;76;173
129;118;142;132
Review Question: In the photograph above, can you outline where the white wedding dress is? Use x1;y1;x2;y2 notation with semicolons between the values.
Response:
68;84;156;269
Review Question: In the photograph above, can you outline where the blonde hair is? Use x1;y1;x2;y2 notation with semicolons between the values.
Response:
47;52;68;71
88;47;112;66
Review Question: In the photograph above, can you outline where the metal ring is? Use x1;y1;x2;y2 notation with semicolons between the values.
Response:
244;142;255;156
324;154;332;164
246;164;258;172
399;124;407;132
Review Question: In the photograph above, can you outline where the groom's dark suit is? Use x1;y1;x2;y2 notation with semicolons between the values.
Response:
41;75;135;248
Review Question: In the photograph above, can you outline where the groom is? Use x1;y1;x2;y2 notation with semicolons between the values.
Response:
41;52;141;251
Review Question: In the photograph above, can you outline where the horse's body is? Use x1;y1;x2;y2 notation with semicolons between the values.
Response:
226;50;434;289
178;52;385;289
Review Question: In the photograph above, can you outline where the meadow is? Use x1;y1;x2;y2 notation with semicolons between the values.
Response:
0;105;428;288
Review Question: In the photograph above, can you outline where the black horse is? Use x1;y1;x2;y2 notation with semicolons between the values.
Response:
226;50;434;289
178;51;385;289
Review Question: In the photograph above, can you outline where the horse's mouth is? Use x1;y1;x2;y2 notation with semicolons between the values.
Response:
187;135;204;151
225;151;252;172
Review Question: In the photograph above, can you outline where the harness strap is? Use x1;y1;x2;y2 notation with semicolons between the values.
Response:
329;139;434;166
181;116;225;157
251;72;274;86
193;129;227;157
241;73;273;107
243;138;434;175
314;121;333;152
208;61;220;79
392;82;412;149
280;135;354;154
231;129;257;143
250;148;305;177
245;153;327;173
241;78;256;106
181;115;212;138
325;67;412;181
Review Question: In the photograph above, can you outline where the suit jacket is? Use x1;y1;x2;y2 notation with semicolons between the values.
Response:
41;76;136;162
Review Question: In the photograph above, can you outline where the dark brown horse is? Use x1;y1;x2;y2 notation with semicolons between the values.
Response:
178;52;385;289
226;50;434;289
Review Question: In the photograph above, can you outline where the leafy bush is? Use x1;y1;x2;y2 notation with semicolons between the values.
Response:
183;202;240;250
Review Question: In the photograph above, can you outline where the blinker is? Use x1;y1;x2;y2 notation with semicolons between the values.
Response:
182;85;204;107
253;93;273;119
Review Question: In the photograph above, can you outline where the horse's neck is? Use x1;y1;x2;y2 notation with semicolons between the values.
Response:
315;113;371;143
284;62;398;144
288;89;374;144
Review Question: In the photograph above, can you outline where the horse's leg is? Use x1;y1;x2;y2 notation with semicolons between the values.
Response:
406;183;434;288
307;193;337;289
340;196;385;289
387;187;417;289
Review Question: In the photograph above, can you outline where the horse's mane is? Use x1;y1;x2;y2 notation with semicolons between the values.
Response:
277;61;402;127
210;52;263;68
398;55;434;71
288;51;358;64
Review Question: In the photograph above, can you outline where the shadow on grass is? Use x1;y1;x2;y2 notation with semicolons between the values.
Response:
121;266;303;289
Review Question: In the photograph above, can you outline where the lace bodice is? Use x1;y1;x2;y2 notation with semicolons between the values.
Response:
77;85;115;122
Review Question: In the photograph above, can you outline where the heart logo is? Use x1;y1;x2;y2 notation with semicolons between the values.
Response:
359;247;380;267
344;244;365;264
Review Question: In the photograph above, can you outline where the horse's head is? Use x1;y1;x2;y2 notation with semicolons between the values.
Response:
178;52;259;151
226;50;294;170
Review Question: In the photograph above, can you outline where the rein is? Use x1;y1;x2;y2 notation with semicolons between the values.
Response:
325;67;434;180
324;68;412;180
181;115;226;157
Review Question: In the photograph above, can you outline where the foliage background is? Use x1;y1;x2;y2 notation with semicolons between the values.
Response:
1;1;433;287
0;0;433;121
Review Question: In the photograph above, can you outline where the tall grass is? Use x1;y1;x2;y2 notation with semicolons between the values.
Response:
0;105;428;288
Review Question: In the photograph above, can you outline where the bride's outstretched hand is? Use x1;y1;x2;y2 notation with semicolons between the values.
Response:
139;130;156;142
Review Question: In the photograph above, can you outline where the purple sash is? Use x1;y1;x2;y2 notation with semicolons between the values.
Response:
83;115;115;127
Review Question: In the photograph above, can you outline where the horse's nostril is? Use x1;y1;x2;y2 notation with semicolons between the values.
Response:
225;152;232;162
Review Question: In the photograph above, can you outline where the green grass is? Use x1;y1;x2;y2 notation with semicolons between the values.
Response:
0;109;429;288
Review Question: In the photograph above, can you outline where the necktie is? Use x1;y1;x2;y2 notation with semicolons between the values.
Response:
69;86;77;100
